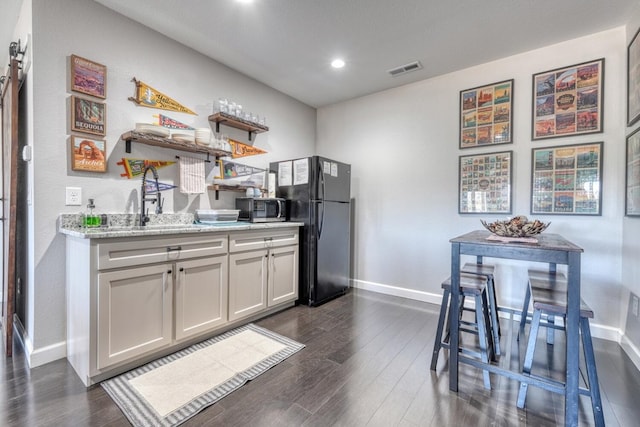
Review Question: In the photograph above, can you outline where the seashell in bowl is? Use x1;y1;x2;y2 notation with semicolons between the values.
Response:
480;216;550;237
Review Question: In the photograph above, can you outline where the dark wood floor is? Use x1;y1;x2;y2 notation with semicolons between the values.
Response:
2;288;640;426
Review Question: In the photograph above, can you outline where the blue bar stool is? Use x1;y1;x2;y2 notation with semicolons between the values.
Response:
517;284;604;427
461;262;501;356
430;272;495;390
518;269;567;344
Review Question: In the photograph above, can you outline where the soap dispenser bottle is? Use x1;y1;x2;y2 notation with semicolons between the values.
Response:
83;199;99;228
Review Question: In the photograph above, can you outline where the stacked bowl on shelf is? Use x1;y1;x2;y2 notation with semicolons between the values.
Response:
194;128;212;146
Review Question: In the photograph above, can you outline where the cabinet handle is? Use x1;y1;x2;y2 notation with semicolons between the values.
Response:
179;267;184;272
167;270;172;274
167;246;182;252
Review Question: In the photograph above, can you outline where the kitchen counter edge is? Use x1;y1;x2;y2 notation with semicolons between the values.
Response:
59;222;304;239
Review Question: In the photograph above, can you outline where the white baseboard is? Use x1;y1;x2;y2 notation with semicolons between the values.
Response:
352;279;442;306
621;335;640;372
14;318;66;368
352;279;623;344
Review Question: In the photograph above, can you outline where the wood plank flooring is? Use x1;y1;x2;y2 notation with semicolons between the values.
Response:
1;288;640;426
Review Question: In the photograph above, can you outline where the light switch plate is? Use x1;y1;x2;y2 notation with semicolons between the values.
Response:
65;187;82;206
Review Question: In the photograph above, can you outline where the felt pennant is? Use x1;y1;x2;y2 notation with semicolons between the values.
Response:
153;114;195;130
129;78;197;115
229;138;267;159
144;181;177;194
117;158;176;179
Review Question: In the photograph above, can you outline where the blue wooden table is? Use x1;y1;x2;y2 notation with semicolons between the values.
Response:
449;230;584;426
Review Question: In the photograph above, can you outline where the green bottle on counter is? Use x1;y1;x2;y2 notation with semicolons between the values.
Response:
83;199;100;228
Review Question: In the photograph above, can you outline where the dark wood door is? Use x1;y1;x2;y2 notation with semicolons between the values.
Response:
1;58;19;356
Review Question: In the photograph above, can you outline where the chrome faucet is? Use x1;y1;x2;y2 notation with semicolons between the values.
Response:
140;164;163;226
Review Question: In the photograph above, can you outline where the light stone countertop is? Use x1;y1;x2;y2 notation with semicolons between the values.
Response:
58;213;303;239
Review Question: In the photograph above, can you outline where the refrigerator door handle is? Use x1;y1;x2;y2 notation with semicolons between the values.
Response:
318;201;324;240
318;166;325;239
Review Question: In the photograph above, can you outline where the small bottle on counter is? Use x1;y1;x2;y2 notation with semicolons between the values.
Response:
83;199;100;228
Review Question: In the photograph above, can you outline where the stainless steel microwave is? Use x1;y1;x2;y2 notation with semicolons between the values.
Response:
236;197;286;222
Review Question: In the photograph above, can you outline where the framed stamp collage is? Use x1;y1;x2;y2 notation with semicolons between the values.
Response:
458;151;512;214
459;79;513;149
531;142;603;215
69;55;107;172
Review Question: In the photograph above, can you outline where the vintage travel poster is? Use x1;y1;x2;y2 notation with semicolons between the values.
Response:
531;142;603;215
460;79;513;149
70;55;106;99
71;96;106;136
71;136;107;172
129;78;197;115
626;128;640;216
532;59;604;140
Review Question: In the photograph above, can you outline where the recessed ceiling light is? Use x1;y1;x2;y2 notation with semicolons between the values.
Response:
236;0;254;3
331;59;345;69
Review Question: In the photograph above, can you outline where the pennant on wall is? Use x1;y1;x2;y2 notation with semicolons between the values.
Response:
229;138;267;159
144;181;177;194
217;159;266;179
128;78;197;115
117;158;176;179
153;114;195;130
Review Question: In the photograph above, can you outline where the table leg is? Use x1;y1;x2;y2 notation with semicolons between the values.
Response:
449;242;461;392
565;251;581;426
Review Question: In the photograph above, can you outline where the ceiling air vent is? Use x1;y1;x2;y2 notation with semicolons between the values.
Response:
387;61;423;77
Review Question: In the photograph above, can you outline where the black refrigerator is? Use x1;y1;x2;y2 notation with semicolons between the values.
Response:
270;156;351;306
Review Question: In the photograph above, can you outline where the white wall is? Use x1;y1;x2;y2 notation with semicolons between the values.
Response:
622;4;640;369
26;0;316;366
318;28;627;341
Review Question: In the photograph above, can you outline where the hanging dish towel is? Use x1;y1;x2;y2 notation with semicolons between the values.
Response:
179;156;206;194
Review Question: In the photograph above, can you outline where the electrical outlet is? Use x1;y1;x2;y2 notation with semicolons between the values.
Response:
633;295;639;317
65;187;82;206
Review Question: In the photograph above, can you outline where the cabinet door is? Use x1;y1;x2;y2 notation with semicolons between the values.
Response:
97;264;172;369
268;245;298;306
174;254;228;341
228;249;268;321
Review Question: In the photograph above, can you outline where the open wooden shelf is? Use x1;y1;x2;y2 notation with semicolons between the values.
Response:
208;112;269;141
121;131;232;161
207;184;267;200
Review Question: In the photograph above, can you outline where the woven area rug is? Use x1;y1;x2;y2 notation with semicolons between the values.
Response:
101;323;304;427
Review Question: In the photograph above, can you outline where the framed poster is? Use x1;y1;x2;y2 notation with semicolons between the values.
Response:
70;54;106;99
71;136;107;172
71;95;106;136
460;79;513;149
458;150;512;214
628;28;640;126
532;58;604;140
531;142;603;215
626;127;640;216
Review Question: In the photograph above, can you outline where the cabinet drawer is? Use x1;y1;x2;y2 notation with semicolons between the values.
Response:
97;234;228;270
229;228;299;253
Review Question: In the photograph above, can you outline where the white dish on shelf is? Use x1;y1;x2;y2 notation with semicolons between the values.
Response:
135;123;171;138
172;133;195;144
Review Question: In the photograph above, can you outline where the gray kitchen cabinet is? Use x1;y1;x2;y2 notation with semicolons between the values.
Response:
64;225;299;386
228;249;269;321
268;244;298;306
97;264;173;369
174;254;228;341
228;228;299;322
